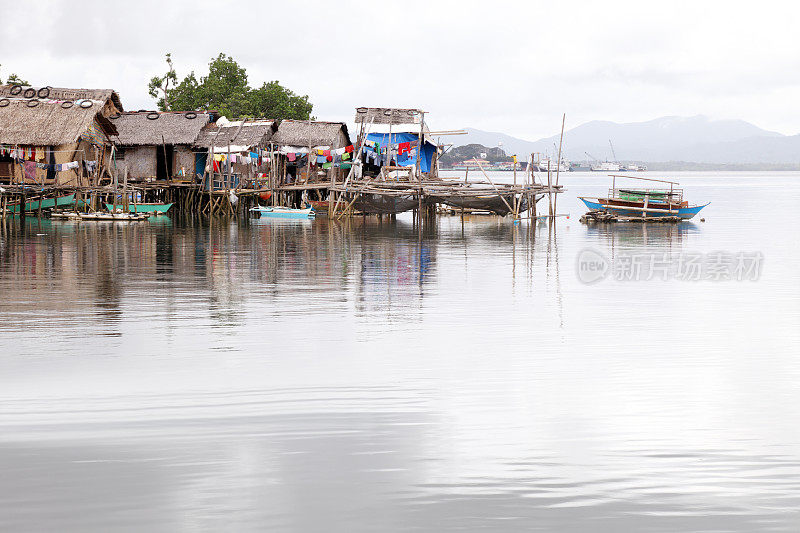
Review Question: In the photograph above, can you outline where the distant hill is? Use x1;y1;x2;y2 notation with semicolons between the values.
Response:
457;116;800;165
456;129;540;163
439;143;512;166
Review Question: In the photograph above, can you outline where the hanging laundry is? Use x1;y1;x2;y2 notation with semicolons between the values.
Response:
322;162;332;169
23;161;36;181
345;145;354;153
398;142;411;155
316;155;327;164
341;152;350;161
316;149;324;156
326;155;333;162
287;152;296;162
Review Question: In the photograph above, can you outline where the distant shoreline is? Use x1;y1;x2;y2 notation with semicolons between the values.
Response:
442;163;800;172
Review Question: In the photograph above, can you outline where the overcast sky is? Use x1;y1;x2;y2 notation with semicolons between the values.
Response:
2;0;798;139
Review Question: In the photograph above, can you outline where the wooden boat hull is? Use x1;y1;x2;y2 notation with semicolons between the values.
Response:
307;200;329;213
9;194;76;213
436;194;522;216
250;206;315;218
51;211;149;221
105;203;173;214
579;197;708;219
352;194;418;215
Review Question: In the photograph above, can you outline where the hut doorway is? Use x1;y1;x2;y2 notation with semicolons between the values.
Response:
0;151;13;184
156;145;174;180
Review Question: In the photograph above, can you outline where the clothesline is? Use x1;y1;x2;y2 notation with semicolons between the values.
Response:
0;146;87;153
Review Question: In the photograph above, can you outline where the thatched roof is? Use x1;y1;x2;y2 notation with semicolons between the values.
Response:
195;120;277;149
0;85;122;111
272;120;350;148
0;98;117;146
355;107;423;125
112;111;216;146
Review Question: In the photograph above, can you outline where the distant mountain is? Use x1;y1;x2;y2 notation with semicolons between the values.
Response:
458;116;799;165
456;129;539;163
439;143;512;166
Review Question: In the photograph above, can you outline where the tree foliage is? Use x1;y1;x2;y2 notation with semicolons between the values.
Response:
147;53;313;120
0;64;29;85
147;53;178;110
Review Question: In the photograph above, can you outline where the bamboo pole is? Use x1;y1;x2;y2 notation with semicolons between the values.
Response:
332;117;372;216
473;159;514;215
553;113;565;215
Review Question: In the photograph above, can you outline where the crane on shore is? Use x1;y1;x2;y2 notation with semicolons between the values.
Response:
609;140;618;163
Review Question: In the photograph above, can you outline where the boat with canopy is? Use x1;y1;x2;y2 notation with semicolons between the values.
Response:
578;175;708;220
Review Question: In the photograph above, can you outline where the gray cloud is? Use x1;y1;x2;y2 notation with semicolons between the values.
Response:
2;0;799;138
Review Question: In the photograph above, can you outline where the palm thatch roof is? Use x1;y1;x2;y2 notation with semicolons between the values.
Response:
0;98;117;146
272;120;351;148
195;120;277;149
354;107;423;125
0;85;122;110
112;111;216;146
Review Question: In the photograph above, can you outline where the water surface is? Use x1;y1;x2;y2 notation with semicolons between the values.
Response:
1;172;799;532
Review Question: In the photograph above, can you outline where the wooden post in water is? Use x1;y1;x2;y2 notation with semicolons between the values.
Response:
123;167;129;213
553;113;565;215
112;146;118;213
547;162;553;217
416;111;425;224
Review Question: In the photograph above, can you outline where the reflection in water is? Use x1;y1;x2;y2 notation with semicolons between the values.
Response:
1;173;800;533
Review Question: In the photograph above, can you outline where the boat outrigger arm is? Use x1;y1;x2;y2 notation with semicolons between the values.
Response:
579;174;709;220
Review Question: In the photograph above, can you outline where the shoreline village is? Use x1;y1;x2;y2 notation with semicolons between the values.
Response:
0;84;564;222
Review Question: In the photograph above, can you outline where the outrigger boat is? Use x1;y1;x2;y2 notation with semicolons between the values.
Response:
8;193;78;213
250;205;315;218
104;202;173;214
579;175;708;220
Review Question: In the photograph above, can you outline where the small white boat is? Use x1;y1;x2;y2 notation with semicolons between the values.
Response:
250;205;315;218
534;158;570;172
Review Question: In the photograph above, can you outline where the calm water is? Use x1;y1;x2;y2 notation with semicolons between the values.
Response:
1;172;799;532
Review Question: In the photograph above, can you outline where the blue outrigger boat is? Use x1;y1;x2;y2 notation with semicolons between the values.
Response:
250;205;315;219
579;175;708;220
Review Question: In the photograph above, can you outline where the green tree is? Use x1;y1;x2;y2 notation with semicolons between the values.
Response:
0;64;29;85
194;53;251;118
147;53;178;110
249;81;313;121
147;53;313;120
169;72;202;112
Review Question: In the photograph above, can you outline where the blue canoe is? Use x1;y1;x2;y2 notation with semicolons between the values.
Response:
579;197;708;220
250;206;315;218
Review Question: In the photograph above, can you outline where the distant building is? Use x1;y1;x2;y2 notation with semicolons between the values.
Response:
461;158;491;168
